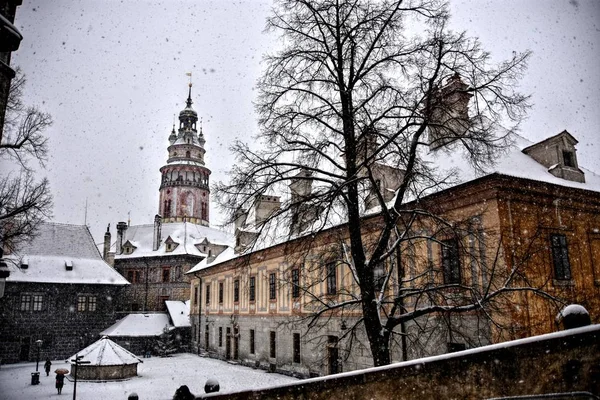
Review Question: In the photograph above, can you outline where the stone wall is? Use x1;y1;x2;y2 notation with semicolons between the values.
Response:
197;313;489;378
199;325;600;399
115;255;200;312
0;282;124;364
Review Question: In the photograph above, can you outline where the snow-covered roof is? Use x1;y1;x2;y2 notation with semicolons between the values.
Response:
114;222;234;259
100;313;172;337
187;246;236;274
6;223;129;286
198;132;600;272
69;336;142;366
165;300;191;328
426;134;600;194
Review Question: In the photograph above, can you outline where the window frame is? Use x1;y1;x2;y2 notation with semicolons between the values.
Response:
20;293;44;312
234;279;239;303
550;233;571;280
326;262;337;295
291;268;300;298
218;282;224;304
249;276;256;302
162;267;171;283
205;284;211;305
269;273;277;300
441;238;461;284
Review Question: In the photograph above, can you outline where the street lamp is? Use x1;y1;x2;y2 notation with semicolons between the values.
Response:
71;354;91;400
35;340;43;371
0;247;10;298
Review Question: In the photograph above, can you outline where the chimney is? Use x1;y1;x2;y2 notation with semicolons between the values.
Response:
153;214;162;251
234;208;248;232
428;73;472;149
253;195;281;225
116;221;128;255
290;169;313;203
289;170;315;236
103;224;111;261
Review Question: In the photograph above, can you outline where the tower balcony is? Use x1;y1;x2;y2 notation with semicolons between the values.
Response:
160;179;210;191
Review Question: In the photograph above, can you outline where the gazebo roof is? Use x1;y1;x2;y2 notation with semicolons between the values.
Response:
69;336;142;366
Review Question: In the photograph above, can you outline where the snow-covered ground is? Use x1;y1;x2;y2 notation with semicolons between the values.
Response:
0;353;298;400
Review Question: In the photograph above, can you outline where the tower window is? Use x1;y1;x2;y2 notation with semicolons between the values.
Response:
186;150;191;158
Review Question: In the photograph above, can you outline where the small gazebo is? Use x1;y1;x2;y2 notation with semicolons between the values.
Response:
69;336;142;380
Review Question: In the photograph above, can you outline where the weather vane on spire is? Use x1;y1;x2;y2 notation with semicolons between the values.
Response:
186;72;192;87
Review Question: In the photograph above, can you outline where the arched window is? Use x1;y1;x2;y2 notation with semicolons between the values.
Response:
186;150;190;158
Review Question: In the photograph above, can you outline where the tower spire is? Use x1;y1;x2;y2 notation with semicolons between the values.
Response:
186;72;193;108
186;83;193;108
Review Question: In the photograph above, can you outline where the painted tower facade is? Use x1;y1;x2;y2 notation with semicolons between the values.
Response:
158;84;210;225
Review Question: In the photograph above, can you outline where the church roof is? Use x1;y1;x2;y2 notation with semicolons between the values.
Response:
69;336;142;366
6;223;129;286
114;222;234;259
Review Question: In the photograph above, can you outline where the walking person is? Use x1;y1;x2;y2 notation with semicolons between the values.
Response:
55;372;65;394
44;358;52;376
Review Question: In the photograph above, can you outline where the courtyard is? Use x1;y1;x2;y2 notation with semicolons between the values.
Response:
0;353;298;400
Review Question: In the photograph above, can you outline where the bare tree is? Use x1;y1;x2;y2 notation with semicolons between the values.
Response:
216;0;542;367
0;68;53;253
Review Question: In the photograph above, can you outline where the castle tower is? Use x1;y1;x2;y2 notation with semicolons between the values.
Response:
158;84;210;225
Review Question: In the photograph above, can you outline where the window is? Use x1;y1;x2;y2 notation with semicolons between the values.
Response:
127;270;141;283
20;294;43;312
162;268;170;283
219;327;223;347
193;285;198;306
32;294;43;311
326;262;337;295
373;262;386;292
270;331;276;358
77;295;97;312
249;276;256;302
234;280;239;303
219;282;224;304
20;294;31;311
249;329;255;354
205;284;211;305
551;234;571;280
441;238;461;284
291;268;300;298
293;333;301;363
269;273;276;300
88;296;97;311
563;150;575;167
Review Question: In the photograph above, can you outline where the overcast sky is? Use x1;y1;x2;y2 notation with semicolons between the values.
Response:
8;0;600;245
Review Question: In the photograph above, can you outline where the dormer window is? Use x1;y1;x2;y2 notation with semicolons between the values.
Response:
65;260;73;271
164;236;179;253
563;150;574;168
21;257;29;269
522;130;585;183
